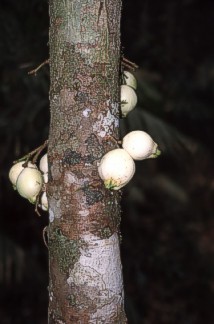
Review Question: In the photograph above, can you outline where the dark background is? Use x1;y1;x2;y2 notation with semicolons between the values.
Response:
1;0;214;323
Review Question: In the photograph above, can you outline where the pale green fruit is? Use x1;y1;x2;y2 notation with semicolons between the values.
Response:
98;148;135;190
121;85;137;117
122;130;161;160
39;153;48;174
16;167;43;203
124;71;137;90
41;192;48;211
9;161;37;189
43;173;48;183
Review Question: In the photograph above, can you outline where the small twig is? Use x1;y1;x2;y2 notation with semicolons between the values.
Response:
42;226;49;248
121;61;135;71
123;57;139;67
122;57;139;70
13;140;48;166
104;135;120;145
32;140;48;164
28;59;49;75
28;57;137;75
35;194;41;217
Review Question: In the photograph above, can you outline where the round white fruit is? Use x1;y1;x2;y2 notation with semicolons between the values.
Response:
9;161;37;188
43;173;48;183
122;130;160;160
121;85;137;117
39;153;48;174
41;192;48;211
98;148;135;190
123;71;137;90
16;167;43;203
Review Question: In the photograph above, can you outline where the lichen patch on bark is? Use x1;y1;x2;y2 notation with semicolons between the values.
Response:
66;233;124;315
49;227;85;274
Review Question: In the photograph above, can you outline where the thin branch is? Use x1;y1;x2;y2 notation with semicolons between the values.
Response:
42;226;49;248
13;140;48;166
28;59;49;75
32;140;48;164
121;57;139;70
104;135;121;145
35;194;42;217
27;57;138;76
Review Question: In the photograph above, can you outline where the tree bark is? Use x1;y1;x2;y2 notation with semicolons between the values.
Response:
48;0;127;322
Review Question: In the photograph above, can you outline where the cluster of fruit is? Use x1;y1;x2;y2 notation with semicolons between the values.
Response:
8;70;160;210
98;71;161;190
9;154;48;211
120;70;138;117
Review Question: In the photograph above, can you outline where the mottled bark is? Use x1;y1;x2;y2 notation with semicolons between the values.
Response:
48;0;127;323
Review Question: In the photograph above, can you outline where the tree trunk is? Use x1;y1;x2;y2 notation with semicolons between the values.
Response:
48;0;127;322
